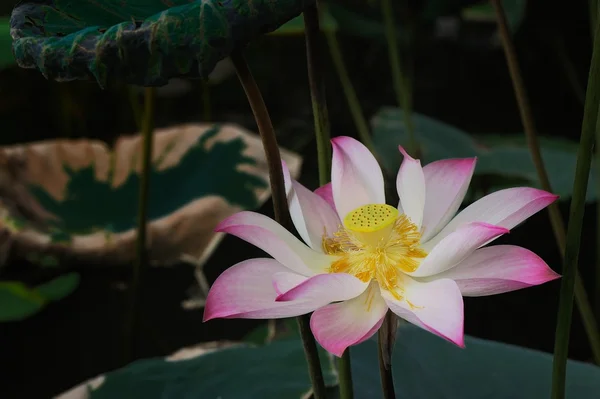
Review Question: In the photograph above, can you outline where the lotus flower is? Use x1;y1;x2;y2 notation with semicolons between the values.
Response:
204;137;560;356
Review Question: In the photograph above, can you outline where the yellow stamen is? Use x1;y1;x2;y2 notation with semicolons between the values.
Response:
323;204;427;300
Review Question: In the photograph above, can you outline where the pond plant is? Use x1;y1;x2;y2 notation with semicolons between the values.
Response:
4;0;600;398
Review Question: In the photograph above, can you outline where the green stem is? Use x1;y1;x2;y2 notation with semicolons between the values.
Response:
381;0;418;156
378;313;396;399
551;7;600;399
125;86;156;362
127;85;143;131
304;2;331;186
552;100;600;398
338;349;354;399
593;0;600;350
491;0;600;367
302;5;339;398
297;314;328;399
324;31;373;152
591;0;598;38
230;49;327;399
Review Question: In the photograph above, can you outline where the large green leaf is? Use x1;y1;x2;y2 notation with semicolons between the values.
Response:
36;272;80;300
371;106;479;172
74;325;599;398
328;2;405;40
0;123;300;273
461;0;527;34
0;273;80;321
271;8;338;36
0;17;15;69
476;134;598;202
89;339;337;399
10;0;313;86
29;125;267;236
349;324;600;398
371;107;597;202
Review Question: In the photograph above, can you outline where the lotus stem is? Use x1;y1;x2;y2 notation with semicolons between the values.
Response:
127;85;143;130
125;86;156;362
491;0;600;370
552;99;600;398
325;30;379;160
378;312;397;399
230;49;327;399
381;0;418;157
303;4;341;398
591;0;598;37
304;2;332;186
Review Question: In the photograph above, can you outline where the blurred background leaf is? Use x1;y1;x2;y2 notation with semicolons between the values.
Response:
0;17;14;69
77;324;600;398
0;272;79;321
88;339;337;399
371;107;597;202
271;7;338;36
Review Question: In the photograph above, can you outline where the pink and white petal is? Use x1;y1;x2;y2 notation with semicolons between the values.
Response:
430;245;560;296
310;282;388;356
425;187;558;248
272;272;309;296
216;211;335;276
331;136;385;220
276;273;369;302
315;183;337;213
414;222;509;277
282;162;341;250
420;158;477;242
382;277;464;347
204;259;326;320
397;146;426;229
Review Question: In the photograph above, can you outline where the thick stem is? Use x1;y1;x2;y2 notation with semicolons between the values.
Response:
591;0;598;38
127;85;143;130
125;86;156;362
552;105;600;398
230;51;287;224
230;50;327;399
324;31;374;153
304;3;332;186
302;6;340;398
381;0;418;156
491;0;600;366
378;313;397;399
297;314;328;399
338;349;354;399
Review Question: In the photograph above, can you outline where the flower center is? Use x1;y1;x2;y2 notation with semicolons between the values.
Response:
322;204;427;297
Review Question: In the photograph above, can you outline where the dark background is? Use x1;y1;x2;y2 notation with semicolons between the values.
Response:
0;0;597;397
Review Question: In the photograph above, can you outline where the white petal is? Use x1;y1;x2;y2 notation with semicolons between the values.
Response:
271;272;308;295
314;183;337;213
283;161;341;250
331;136;385;220
413;222;509;277
382;276;464;347
431;245;560;296
424;187;558;248
420;158;477;242
204;259;326;320
310;282;388;356
216;211;335;276
276;273;369;302
397;146;426;229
